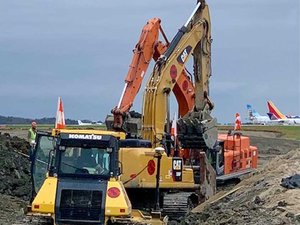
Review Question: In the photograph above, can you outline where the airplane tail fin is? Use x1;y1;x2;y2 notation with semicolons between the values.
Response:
246;104;254;119
55;97;66;129
267;112;277;120
78;120;83;125
246;104;261;118
267;101;286;119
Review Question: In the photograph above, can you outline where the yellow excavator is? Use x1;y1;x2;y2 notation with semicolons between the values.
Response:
27;129;167;224
106;0;219;220
107;0;258;220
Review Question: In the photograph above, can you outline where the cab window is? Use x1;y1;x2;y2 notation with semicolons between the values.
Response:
59;147;110;176
32;135;54;194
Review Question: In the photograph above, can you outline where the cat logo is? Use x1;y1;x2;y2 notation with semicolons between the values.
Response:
172;157;183;181
177;45;192;65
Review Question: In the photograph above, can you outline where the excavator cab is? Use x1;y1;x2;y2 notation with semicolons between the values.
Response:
28;130;137;225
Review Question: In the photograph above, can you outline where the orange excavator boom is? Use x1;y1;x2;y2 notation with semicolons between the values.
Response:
111;18;169;131
109;15;198;135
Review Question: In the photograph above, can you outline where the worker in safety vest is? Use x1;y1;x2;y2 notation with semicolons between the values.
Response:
234;113;241;130
28;121;37;147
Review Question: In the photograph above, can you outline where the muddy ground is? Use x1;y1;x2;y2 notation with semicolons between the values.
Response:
0;128;299;225
181;131;300;225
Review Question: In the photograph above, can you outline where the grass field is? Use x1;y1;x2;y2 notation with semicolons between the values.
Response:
1;124;299;140
218;125;300;140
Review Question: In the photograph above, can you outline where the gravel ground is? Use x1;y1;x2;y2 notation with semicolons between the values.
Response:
0;128;299;225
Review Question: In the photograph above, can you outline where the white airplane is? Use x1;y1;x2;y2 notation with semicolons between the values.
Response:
78;120;103;126
267;101;300;125
246;104;271;125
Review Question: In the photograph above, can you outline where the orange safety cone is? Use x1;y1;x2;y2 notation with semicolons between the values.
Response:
55;97;66;129
234;112;241;131
171;112;177;146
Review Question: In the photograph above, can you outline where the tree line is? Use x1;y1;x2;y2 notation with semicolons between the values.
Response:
0;116;78;125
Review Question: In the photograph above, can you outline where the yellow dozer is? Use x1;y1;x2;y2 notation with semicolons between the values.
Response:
27;129;167;225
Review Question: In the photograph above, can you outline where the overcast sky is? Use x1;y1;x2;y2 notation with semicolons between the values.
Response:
0;0;299;123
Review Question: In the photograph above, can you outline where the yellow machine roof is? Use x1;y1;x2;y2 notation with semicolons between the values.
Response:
52;128;126;139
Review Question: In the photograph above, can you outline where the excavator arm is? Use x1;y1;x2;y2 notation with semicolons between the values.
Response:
142;0;217;150
107;16;196;136
140;0;217;205
111;18;169;131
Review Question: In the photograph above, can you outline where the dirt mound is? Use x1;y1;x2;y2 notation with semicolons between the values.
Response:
0;194;26;225
182;148;300;225
0;133;31;201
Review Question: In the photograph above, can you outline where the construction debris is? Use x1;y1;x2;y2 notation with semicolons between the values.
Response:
182;148;300;225
281;174;300;189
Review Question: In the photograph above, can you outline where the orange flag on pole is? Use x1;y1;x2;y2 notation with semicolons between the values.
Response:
55;97;66;129
234;112;241;131
171;112;177;148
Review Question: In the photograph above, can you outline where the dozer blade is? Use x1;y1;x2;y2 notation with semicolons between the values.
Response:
198;151;217;201
217;168;255;184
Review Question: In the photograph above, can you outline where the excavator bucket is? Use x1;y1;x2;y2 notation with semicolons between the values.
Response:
105;114;141;138
177;111;218;150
